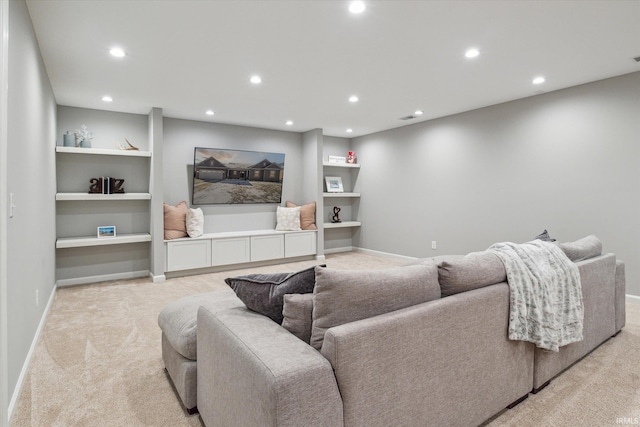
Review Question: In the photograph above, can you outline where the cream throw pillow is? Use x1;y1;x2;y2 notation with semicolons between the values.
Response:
275;206;302;231
186;207;204;238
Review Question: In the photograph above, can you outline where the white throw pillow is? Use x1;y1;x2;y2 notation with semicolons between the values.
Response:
275;206;301;231
186;207;204;238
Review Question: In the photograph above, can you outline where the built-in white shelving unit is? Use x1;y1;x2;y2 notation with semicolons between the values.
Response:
55;146;151;157
323;221;362;229
56;233;152;249
56;193;151;201
322;161;361;233
323;192;361;198
55;137;154;286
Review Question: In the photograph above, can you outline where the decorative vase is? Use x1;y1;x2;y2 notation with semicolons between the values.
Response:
63;131;75;147
80;139;92;148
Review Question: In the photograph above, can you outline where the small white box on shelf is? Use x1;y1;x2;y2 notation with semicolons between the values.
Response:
328;155;346;164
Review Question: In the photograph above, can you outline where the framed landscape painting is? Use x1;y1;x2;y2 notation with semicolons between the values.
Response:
193;147;285;204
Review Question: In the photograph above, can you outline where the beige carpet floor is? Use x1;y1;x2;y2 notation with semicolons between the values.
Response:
10;252;640;426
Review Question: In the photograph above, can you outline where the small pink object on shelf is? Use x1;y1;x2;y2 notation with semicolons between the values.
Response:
347;151;357;164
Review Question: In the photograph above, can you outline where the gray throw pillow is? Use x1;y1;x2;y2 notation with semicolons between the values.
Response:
282;293;314;344
438;251;506;297
310;264;440;350
558;235;602;262
225;265;324;324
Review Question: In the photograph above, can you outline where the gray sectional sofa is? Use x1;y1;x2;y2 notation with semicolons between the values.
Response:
160;236;626;426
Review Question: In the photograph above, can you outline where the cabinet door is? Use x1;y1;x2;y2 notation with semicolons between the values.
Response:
250;235;284;262
211;237;251;266
166;240;212;272
285;232;317;257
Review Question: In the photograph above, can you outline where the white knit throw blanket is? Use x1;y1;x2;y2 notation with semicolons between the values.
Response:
488;240;583;352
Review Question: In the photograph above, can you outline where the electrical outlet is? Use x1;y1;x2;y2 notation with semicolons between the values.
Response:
431;241;437;250
35;289;39;307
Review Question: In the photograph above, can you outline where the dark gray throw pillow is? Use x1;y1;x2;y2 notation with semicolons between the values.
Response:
225;265;324;324
533;229;556;242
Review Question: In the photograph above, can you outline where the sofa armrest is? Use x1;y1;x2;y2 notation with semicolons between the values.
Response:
615;259;626;333
197;305;343;427
321;283;533;427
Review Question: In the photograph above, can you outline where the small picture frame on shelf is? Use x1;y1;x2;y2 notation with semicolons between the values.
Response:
325;176;344;193
97;226;116;238
328;155;346;164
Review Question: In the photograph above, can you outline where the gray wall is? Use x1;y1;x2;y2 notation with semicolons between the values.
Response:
162;118;305;233
6;0;57;413
353;72;640;297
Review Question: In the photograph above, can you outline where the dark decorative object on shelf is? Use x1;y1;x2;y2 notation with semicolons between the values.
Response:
331;206;342;223
89;177;125;194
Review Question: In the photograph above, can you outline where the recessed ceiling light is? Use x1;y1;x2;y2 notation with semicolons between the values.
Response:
349;95;359;103
414;110;424;116
349;1;366;14
206;110;214;116
532;76;546;85
286;120;293;126
109;47;126;58
250;75;262;84
346;128;353;133
101;96;113;102
465;48;480;58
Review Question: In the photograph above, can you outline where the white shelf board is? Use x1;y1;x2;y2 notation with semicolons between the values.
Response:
56;146;151;157
323;192;360;198
56;193;151;201
322;162;360;169
56;233;152;249
323;221;362;229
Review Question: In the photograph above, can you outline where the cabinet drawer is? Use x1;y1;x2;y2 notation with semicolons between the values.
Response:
250;235;284;262
211;237;251;266
166;239;212;272
285;232;317;257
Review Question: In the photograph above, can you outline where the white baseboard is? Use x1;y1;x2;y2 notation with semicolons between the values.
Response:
626;294;640;305
56;270;149;287
8;284;57;422
324;246;354;255
352;247;418;262
150;272;166;283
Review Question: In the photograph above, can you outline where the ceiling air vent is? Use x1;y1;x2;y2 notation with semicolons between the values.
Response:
399;115;418;120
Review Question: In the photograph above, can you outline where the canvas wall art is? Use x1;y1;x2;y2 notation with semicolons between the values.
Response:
193;147;285;204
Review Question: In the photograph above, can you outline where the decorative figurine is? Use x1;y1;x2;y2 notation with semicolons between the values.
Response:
114;138;140;151
331;206;342;223
75;124;93;148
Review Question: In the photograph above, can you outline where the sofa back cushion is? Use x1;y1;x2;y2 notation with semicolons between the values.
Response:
310;263;440;350
282;293;314;344
438;251;506;297
557;235;602;262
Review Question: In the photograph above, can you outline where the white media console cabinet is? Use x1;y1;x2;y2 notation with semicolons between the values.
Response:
165;229;317;273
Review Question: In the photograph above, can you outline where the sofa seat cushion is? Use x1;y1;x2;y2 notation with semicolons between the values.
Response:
158;289;243;360
311;263;440;350
438;251;507;297
225;265;323;324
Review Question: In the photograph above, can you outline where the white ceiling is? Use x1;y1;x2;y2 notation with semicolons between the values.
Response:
26;0;640;138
